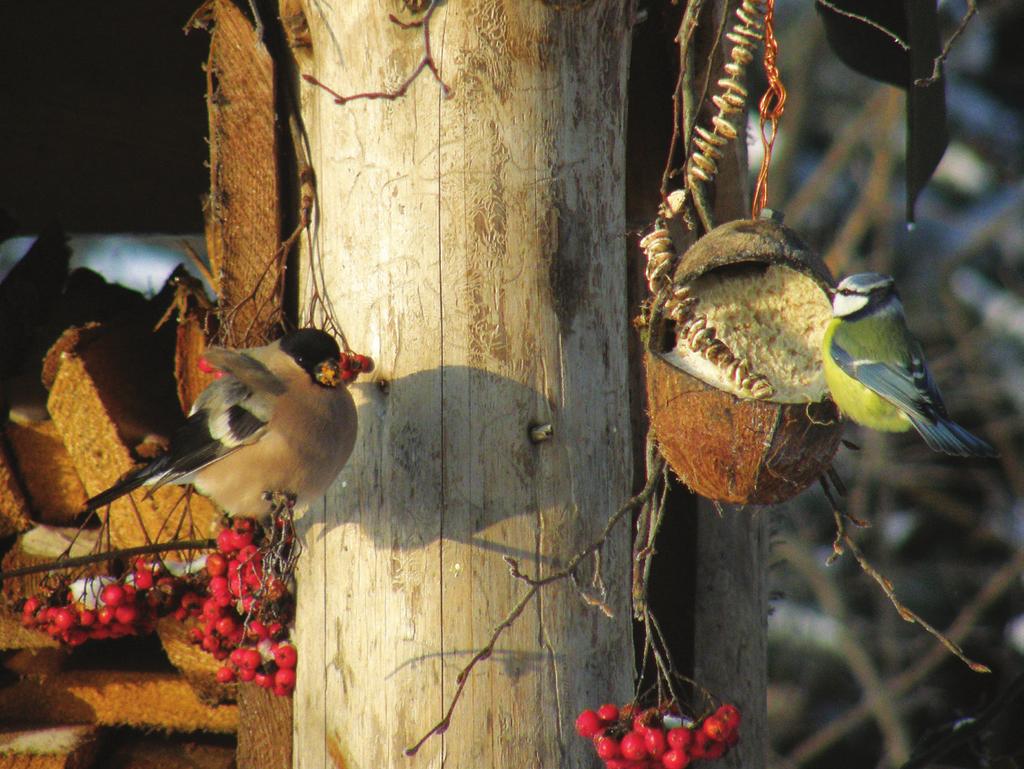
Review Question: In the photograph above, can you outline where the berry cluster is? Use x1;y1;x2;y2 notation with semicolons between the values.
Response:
575;702;740;769
17;516;299;697
19;560;180;645
183;517;297;696
338;352;374;383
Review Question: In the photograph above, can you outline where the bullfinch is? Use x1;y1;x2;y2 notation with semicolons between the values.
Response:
85;328;366;518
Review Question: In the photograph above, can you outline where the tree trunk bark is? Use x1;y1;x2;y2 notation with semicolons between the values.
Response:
293;3;635;767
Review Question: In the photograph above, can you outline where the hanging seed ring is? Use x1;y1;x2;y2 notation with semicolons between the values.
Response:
643;213;843;505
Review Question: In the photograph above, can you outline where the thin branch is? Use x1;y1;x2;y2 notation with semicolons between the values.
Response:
302;0;450;106
779;537;913;765
915;0;978;87
0;539;216;582
786;547;1024;766
837;529;991;674
404;456;666;756
816;0;909;50
632;438;668;617
662;0;706;198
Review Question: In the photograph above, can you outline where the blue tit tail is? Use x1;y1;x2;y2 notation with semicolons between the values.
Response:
907;414;997;458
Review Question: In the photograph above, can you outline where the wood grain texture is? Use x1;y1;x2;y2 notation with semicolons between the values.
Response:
46;333;219;551
5;420;88;525
156;617;235;706
0;432;32;538
693;502;768;769
293;2;634;767
0;671;238;732
205;0;281;344
0;613;59;651
236;686;291;769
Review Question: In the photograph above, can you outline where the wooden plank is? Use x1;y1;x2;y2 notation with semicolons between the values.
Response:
0;433;32;538
0;671;238;733
294;3;634;767
101;735;235;769
235;686;291;769
1;527;100;604
155;617;234;706
204;0;281;345
5;420;88;526
0;614;59;652
46;327;219;550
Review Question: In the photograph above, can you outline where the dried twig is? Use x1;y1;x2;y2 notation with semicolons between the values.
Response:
815;1;909;50
827;505;991;674
632;439;670;617
662;0;705;198
404;455;667;756
915;0;978;87
302;0;450;106
786;547;1024;766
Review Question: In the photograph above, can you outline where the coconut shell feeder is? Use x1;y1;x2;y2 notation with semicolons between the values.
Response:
643;212;843;505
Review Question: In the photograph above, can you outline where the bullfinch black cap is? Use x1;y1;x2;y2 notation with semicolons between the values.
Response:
280;329;341;377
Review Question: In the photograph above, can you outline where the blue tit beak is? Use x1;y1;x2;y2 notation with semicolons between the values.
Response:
314;359;342;388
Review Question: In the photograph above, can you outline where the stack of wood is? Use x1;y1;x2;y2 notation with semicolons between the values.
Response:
0;228;236;769
1;2;294;764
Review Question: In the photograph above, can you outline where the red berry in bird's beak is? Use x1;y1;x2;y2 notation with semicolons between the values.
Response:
338;352;374;380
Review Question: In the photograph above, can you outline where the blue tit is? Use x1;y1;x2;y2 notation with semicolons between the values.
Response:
822;272;996;457
85;328;359;517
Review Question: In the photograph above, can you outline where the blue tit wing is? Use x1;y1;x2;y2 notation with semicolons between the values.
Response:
839;357;946;424
831;329;995;457
830;317;947;420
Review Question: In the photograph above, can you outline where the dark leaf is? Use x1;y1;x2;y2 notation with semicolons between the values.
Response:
816;0;948;222
816;0;910;87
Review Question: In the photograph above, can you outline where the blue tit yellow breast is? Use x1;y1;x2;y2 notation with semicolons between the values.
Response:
822;318;912;433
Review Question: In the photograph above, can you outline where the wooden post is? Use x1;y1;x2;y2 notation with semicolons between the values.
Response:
292;3;634;767
693;503;768;769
